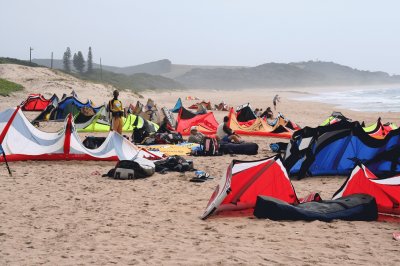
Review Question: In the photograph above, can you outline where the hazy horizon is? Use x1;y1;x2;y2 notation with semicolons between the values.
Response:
1;0;400;74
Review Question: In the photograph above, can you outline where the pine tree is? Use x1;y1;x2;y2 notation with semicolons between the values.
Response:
73;51;85;74
87;47;93;74
63;47;71;72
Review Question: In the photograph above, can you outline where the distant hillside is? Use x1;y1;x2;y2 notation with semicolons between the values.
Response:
33;58;172;75
12;58;184;91
77;69;185;91
28;58;400;89
32;58;243;78
110;59;172;75
164;64;243;79
175;61;400;89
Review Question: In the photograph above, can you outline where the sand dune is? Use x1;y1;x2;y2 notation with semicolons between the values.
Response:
1;64;400;265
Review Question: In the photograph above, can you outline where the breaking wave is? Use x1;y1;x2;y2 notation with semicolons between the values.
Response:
295;87;400;112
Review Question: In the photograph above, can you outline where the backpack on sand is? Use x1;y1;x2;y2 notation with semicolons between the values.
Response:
192;137;219;156
110;159;155;180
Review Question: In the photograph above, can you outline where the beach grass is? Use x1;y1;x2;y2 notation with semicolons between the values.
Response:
0;57;40;67
0;78;24;96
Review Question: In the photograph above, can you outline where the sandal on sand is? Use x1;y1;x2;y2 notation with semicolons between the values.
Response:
393;232;400;241
190;177;207;183
190;171;210;182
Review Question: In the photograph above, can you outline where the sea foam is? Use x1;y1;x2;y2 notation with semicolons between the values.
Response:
295;87;400;112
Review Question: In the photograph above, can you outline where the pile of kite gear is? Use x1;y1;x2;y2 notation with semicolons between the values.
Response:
154;155;194;173
200;155;391;222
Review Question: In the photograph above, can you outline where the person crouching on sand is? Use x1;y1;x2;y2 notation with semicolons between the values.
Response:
188;126;205;144
217;116;242;143
108;90;124;135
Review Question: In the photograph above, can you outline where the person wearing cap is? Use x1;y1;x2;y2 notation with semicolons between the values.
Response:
108;90;124;134
188;126;205;144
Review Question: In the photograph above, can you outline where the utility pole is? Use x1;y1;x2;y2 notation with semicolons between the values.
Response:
29;47;33;63
51;52;53;69
100;57;103;81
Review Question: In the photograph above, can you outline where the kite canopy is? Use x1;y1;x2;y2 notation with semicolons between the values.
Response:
185;96;199;100
129;99;161;124
333;163;400;215
74;106;108;125
128;101;144;115
215;102;229;111
320;111;352;126
189;101;212;110
320;112;397;139
33;96;102;122
195;104;208;114
201;156;298;219
363;119;398;139
236;103;257;122
0;107;161;162
175;107;218;136
171;98;182;113
228;108;299;138
284;122;400;179
161;107;177;129
75;110;159;133
20;94;59;111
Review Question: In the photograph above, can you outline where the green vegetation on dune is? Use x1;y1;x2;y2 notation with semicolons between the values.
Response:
0;57;40;67
0;78;24;96
1;56;184;92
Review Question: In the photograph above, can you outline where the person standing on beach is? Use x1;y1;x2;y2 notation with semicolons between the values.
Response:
108;90;124;134
273;94;280;110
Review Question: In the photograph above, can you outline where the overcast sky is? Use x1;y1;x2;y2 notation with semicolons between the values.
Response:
1;0;400;74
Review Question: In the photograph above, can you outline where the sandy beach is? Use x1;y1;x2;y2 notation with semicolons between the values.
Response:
1;64;400;265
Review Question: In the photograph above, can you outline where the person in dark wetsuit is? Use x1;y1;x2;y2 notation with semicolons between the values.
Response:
157;116;174;133
260;107;274;119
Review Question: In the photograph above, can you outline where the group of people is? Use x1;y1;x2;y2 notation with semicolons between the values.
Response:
254;107;274;119
254;94;281;119
108;90;261;145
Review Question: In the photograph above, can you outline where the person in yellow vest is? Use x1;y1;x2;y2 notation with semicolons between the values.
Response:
108;90;124;134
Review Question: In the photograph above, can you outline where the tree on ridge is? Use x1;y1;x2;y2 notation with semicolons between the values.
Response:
87;47;93;74
63;47;71;72
73;51;85;74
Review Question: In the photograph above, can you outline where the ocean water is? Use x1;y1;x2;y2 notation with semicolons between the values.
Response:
296;87;400;112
